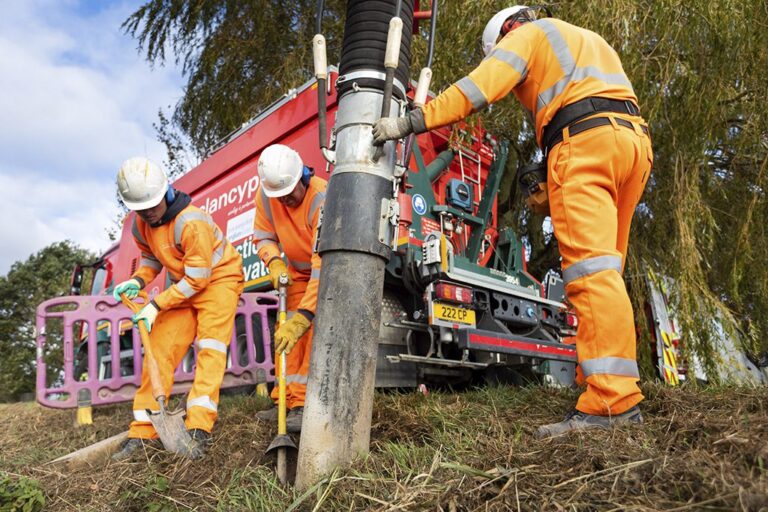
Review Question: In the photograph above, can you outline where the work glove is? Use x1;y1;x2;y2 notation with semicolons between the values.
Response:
372;116;414;145
132;300;160;333
274;314;312;355
268;259;292;289
113;278;141;301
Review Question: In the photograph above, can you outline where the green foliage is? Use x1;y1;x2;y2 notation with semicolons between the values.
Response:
125;0;768;377
123;0;347;158
216;466;289;511
0;472;44;512
0;241;96;402
596;0;768;372
118;473;174;512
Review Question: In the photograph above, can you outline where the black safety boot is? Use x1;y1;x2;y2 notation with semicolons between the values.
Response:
535;406;643;439
188;429;211;459
255;406;278;422
111;438;156;461
286;407;304;434
189;429;211;446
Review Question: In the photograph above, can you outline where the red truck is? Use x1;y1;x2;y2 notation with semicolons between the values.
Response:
36;71;577;409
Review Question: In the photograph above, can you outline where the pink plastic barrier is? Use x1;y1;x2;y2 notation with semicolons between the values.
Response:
36;293;277;409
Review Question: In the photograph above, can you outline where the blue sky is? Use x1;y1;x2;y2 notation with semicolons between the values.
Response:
0;0;185;274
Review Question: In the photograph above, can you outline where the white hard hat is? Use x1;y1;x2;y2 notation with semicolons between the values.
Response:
116;157;169;210
482;5;534;56
258;144;304;198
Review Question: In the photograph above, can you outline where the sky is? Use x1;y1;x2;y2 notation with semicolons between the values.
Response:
0;0;184;275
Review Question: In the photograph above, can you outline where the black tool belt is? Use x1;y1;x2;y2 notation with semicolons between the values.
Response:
545;116;649;154
542;97;641;155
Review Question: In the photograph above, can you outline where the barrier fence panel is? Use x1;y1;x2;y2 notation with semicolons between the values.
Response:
36;293;277;409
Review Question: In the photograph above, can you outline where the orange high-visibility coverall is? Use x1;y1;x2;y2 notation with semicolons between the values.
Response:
128;205;244;437
420;18;652;416
253;176;326;409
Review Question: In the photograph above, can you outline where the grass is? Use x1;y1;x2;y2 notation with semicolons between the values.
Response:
1;383;767;511
0;472;45;512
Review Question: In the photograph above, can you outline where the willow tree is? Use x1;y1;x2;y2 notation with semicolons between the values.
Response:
125;0;768;380
0;242;96;401
124;0;345;170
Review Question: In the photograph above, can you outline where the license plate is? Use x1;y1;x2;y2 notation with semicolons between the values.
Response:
431;301;476;326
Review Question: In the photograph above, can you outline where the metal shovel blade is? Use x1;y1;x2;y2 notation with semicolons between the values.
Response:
266;435;297;485
148;407;200;458
265;434;297;454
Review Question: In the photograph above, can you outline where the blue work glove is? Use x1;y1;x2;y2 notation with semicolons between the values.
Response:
113;278;141;301
132;301;160;333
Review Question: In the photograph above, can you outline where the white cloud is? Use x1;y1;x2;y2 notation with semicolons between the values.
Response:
0;0;183;274
0;171;121;272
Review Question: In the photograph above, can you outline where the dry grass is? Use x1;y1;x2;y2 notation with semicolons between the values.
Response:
1;383;767;511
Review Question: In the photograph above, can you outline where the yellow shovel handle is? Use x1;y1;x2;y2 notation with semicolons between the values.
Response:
276;274;289;436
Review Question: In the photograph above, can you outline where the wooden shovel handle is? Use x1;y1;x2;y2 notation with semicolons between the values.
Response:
120;292;165;403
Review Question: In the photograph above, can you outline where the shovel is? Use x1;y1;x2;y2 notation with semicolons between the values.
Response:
121;292;199;458
265;273;297;485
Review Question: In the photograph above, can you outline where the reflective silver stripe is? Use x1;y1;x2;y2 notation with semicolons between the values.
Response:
576;66;632;89
456;76;488;111
260;189;274;227
289;258;312;271
581;357;639;379
253;229;277;241
173;209;228;267
256;239;277;251
187;395;218;412
197;338;228;354
140;255;162;271
213;225;224;243
211;245;225;267
174;211;213;245
308;192;326;225
133;409;152;422
535;19;574;110
536;20;575;73
175;278;197;298
563;255;622;285
534;19;633;110
185;266;211;279
131;218;147;246
538;67;634;110
486;47;528;83
285;374;308;385
310;268;321;280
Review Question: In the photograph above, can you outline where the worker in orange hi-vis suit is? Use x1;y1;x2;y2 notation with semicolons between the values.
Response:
110;157;244;460
251;144;326;433
373;6;653;438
